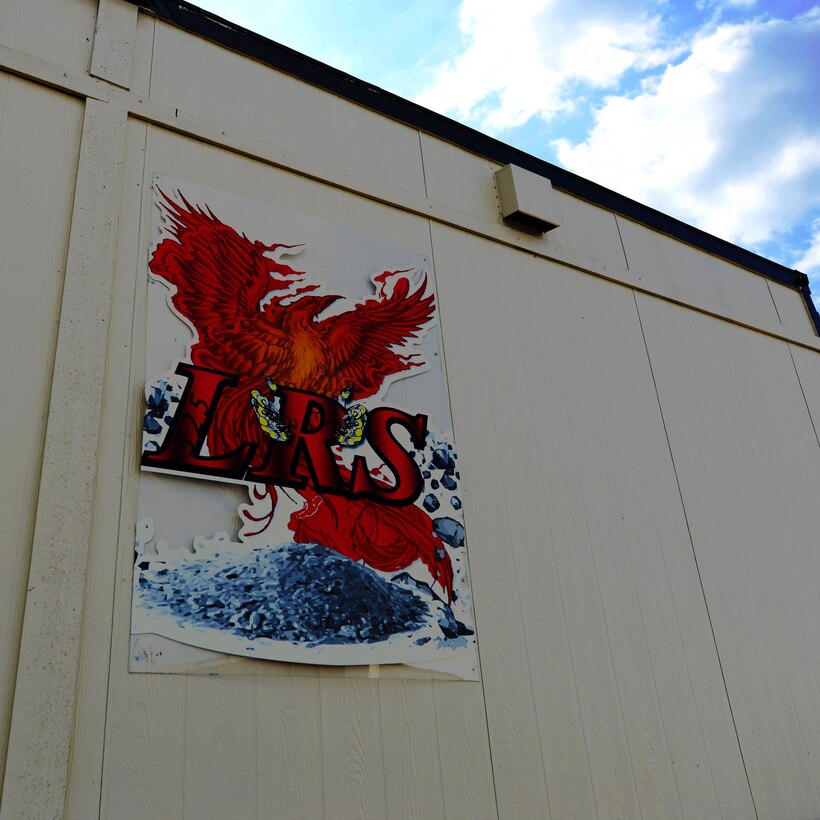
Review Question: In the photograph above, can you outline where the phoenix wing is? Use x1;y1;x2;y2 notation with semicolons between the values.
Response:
149;190;304;371
318;272;436;399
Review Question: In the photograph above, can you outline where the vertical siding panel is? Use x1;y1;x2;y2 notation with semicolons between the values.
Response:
638;294;820;818
640;298;787;818
499;287;603;818
0;0;96;75
102;673;188;819
486;263;609;818
319;678;388;820
0;77;82;799
431;681;498;820
777;347;820;722
435;225;624;816
255;675;325;820
553;275;681;819
619;293;754;818
182;676;259;818
433;225;555;817
378;680;447;820
719;329;820;795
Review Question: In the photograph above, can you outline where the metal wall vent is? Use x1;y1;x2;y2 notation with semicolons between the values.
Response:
494;164;560;233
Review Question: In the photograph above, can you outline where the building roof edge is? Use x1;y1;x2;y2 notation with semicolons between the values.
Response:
125;0;819;331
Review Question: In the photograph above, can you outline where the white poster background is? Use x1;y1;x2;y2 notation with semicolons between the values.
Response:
132;177;478;680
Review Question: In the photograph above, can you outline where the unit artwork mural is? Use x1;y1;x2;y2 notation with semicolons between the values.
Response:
131;177;478;679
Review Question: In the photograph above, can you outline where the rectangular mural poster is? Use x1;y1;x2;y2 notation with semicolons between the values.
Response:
131;177;478;680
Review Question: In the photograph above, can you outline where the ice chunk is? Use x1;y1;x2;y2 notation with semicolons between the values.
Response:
431;447;456;474
433;517;465;548
143;415;162;435
392;572;473;638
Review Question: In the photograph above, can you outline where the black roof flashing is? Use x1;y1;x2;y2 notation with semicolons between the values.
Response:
126;0;819;333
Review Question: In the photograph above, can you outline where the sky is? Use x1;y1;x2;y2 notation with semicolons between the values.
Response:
191;0;820;299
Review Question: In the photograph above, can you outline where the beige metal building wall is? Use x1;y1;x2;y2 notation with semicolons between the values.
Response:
2;2;820;817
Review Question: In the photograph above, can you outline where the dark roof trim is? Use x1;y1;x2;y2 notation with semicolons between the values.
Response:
127;0;820;332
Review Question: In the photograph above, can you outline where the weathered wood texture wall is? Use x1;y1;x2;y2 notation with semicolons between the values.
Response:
2;2;820;817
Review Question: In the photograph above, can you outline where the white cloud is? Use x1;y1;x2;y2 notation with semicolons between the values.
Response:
414;0;678;133
553;11;820;249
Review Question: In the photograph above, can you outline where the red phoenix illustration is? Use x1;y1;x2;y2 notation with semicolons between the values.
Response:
148;191;454;599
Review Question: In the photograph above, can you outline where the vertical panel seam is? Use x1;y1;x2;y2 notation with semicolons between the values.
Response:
787;344;820;449
614;214;629;271
318;675;326;820
147;15;156;100
765;280;784;326
427;220;501;820
632;290;759;820
417;131;429;200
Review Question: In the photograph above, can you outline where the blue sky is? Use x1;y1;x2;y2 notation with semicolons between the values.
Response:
192;1;820;298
